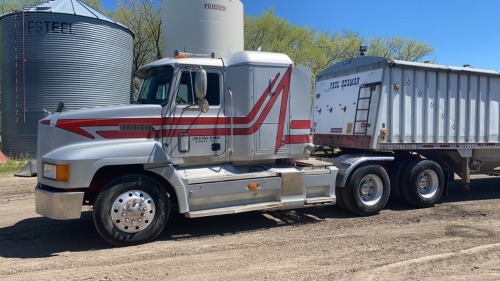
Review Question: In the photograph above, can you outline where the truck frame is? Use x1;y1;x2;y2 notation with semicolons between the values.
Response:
35;52;500;246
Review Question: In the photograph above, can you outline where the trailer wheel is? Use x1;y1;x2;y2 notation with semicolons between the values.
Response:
93;174;170;246
401;160;444;208
343;165;390;216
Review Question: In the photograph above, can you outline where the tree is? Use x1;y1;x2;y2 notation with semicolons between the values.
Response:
244;9;434;76
111;0;161;94
312;30;363;74
245;10;366;75
82;0;105;13
367;37;434;62
1;0;40;14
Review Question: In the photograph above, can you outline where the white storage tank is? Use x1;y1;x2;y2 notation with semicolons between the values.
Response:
161;0;243;58
0;0;134;157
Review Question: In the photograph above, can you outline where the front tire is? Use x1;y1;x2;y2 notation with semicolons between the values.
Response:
93;174;170;246
343;165;391;216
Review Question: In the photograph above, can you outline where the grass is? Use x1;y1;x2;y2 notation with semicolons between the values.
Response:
0;158;30;177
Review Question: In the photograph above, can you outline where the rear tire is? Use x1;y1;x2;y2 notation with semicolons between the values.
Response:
401;160;444;208
93;174;170;246
343;165;391;216
389;157;418;203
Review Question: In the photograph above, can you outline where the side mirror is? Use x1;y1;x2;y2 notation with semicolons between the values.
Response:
198;99;209;113
195;67;207;100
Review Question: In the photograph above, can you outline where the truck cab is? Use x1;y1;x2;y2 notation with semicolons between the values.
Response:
35;51;341;246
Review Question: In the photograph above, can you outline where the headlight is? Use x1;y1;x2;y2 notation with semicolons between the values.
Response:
43;163;70;182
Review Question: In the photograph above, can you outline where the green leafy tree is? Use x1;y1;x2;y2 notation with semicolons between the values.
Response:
367;37;434;61
111;0;161;95
1;0;40;14
312;30;363;74
1;0;104;13
244;9;434;76
82;0;105;13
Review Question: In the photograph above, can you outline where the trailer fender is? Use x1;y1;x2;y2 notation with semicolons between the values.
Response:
332;154;394;187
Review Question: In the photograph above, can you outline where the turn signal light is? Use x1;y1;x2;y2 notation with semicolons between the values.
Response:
43;163;70;182
247;183;260;190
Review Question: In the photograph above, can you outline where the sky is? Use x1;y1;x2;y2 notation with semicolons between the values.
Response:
101;0;500;71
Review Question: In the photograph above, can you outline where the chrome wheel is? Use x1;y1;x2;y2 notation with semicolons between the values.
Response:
417;169;439;199
401;159;445;208
111;190;155;233
358;174;383;206
343;165;390;216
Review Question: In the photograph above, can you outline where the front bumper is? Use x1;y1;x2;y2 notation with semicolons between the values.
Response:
35;184;84;220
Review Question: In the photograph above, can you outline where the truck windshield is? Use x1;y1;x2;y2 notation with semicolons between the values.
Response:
136;66;174;105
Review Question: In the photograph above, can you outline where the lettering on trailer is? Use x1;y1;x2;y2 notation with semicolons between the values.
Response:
204;3;226;11
329;77;360;89
25;21;74;34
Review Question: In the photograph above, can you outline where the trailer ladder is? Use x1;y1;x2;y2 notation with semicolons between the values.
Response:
353;83;380;135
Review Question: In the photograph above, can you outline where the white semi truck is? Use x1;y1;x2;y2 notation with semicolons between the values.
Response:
35;51;500;246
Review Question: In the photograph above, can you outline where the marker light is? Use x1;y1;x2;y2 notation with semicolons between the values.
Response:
247;183;260;190
43;163;70;182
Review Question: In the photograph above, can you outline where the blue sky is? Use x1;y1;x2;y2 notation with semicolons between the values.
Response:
102;0;500;70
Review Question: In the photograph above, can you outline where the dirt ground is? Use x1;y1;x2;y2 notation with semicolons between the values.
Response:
1;175;500;281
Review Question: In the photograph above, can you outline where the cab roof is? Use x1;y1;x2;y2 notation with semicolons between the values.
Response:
136;51;294;79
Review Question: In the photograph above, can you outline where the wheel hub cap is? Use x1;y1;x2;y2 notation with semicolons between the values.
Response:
419;177;428;189
358;175;383;206
418;170;439;198
360;182;371;195
111;190;155;233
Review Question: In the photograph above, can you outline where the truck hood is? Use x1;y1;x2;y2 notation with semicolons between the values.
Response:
43;104;163;121
41;104;164;140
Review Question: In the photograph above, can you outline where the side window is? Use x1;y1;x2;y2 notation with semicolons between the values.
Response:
206;73;220;106
176;72;194;105
175;70;221;106
156;84;168;100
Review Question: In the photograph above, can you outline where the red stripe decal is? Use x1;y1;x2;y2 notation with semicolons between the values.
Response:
290;120;310;130
55;118;162;139
284;135;310;144
275;65;293;153
51;64;295;152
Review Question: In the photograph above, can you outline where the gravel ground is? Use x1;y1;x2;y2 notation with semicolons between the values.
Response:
1;175;499;280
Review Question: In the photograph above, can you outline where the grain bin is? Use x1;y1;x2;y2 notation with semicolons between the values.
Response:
0;0;134;157
161;0;243;58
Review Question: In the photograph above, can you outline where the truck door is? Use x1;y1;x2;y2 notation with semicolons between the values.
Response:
165;68;226;163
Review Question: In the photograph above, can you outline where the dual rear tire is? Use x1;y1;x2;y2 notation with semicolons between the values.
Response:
336;158;445;216
340;165;391;216
400;159;445;207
